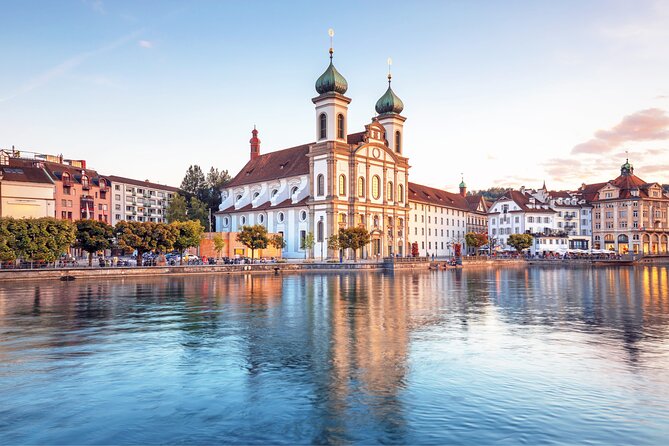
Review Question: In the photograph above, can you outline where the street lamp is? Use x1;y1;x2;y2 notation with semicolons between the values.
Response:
319;216;324;262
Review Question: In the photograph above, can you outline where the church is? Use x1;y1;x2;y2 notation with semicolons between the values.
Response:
215;45;473;259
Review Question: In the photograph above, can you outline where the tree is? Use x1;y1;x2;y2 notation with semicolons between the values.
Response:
300;232;315;259
180;165;207;201
166;193;188;223
411;242;419;257
213;234;226;259
327;233;340;259
0;218;18;262
236;225;268;260
507;233;533;253
75;220;114;266
468;187;513;200
148;222;178;254
206;167;231;230
268;234;286;251
115;221;152;266
188;197;210;231
338;227;371;261
465;232;488;256
171;220;204;265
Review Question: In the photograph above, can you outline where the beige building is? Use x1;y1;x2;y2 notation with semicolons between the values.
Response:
580;159;669;254
0;165;56;219
107;175;179;225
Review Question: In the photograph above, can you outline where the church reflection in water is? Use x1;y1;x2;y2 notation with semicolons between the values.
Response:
1;267;668;442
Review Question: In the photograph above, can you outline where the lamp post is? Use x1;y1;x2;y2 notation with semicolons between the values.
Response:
0;169;4;217
320;216;324;262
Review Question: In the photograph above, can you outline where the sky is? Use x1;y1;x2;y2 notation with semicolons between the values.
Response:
1;0;669;192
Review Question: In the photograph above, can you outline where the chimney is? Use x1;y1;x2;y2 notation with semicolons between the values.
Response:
250;126;261;161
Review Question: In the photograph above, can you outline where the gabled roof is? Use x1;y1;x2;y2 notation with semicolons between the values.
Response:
581;171;663;200
0;166;54;185
407;182;470;211
106;175;180;192
465;194;488;213
9;158;105;184
227;144;312;188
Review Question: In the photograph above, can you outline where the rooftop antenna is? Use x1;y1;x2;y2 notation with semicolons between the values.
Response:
328;28;334;61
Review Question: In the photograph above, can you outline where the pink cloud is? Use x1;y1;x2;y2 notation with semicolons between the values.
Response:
571;108;669;154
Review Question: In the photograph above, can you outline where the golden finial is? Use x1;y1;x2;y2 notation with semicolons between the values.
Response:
387;57;393;84
328;28;334;60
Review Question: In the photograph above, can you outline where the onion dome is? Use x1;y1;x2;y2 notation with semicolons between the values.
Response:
375;74;404;115
459;179;467;189
621;158;633;175
315;50;348;95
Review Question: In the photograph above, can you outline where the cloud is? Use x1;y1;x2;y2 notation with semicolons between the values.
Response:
0;28;143;102
83;0;105;14
138;40;153;49
571;108;669;154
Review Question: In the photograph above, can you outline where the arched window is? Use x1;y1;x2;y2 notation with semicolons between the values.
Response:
253;192;260;200
358;177;365;197
317;220;324;242
319;113;327;139
290;186;299;197
317;174;324;196
395;131;401;153
339;174;346;196
337;114;344;139
81;175;90;189
338;213;347;224
372;175;380;199
398;184;404;203
387;181;394;201
62;172;71;185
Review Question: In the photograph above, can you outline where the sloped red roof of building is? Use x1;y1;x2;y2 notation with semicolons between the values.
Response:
227;144;312;188
407;182;470;211
346;131;366;145
0;166;54;184
9;158;106;185
580;172;658;200
465;194;488;213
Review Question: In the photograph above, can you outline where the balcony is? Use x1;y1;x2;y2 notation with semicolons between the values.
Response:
81;182;91;191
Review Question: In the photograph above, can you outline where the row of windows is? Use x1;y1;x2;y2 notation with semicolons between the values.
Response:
318;113;402;153
316;174;405;202
412;202;465;216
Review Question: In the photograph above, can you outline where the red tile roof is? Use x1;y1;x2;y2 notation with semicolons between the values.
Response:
9;158;106;185
347;131;366;145
227;144;311;188
407;182;470;211
580;172;660;201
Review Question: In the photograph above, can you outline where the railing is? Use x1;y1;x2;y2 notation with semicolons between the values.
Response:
383;256;429;263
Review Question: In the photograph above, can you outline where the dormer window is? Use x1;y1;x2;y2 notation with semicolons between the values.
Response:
236;194;243;203
81;175;90;190
62;172;71;186
291;186;299;197
271;189;278;198
253;192;260;200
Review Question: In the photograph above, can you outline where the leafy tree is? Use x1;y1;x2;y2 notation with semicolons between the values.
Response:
411;241;419;257
171;220;204;265
0;218;17;262
465;232;488;256
180;165;207;201
236;225;269;260
115;221;152;266
507;233;533;253
188;197;210;231
337;227;371;261
213;234;226;258
148;222;178;254
469;187;513;200
268;234;286;250
166;193;188;223
205;167;231;231
327;233;340;259
300;232;315;259
75;220;114;266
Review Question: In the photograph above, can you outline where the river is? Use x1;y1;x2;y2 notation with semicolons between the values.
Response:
1;267;668;444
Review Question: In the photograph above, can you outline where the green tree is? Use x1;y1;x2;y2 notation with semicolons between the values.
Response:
180;165;207;201
268;234;286;257
300;232;315;259
171;220;204;265
468;187;513;200
148;222;178;254
507;233;533;253
338;227;371;261
212;234;226;259
206;167;231;230
465;232;488;256
166;193;188;223
327;233;340;259
236;225;268;260
0;218;17;262
188;197;210;231
115;221;152;266
75;220;114;266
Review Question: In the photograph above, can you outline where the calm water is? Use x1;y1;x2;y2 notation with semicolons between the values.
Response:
1;267;668;445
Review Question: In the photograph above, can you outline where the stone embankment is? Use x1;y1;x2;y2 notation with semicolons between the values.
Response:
0;258;430;282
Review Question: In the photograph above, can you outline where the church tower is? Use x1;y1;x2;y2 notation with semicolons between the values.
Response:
375;60;406;155
249;126;260;160
312;30;351;143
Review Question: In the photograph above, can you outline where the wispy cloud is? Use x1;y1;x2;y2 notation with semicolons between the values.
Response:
0;28;144;103
138;40;153;49
83;0;105;14
571;108;669;154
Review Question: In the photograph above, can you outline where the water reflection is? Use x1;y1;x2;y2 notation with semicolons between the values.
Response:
0;267;668;444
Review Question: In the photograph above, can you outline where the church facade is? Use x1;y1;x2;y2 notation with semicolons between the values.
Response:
215;49;474;259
